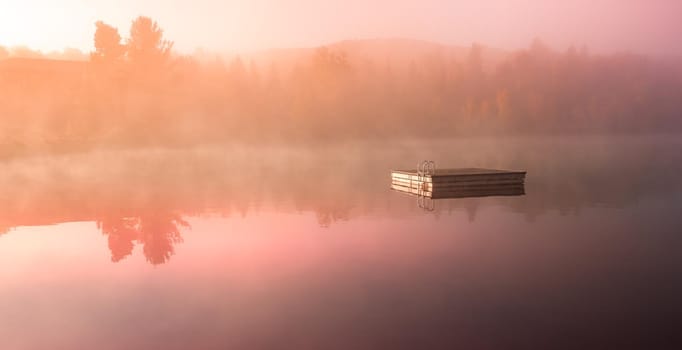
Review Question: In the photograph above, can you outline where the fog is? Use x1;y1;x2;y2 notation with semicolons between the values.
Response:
2;16;682;158
2;1;682;56
3;5;682;350
2;135;681;264
1;14;682;264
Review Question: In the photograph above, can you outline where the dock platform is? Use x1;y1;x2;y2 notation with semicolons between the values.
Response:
391;167;526;199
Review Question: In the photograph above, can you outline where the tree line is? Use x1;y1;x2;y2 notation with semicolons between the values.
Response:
1;16;681;153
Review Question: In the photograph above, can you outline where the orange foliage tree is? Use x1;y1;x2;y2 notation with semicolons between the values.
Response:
91;21;125;62
127;16;173;67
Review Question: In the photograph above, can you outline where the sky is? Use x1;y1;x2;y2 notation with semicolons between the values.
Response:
1;0;681;55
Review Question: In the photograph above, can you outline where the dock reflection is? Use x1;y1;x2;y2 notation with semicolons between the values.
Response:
391;183;526;211
1;137;680;265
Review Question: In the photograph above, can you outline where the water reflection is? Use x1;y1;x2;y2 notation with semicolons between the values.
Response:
1;137;682;348
392;183;526;211
98;213;189;265
0;136;681;265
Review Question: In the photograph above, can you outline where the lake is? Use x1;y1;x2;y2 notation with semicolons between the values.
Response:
1;135;681;349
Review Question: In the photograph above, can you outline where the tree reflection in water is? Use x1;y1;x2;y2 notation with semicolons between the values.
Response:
97;212;189;265
1;136;680;266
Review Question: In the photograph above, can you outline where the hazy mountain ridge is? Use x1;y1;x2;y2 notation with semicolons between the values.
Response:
2;29;681;155
0;37;509;75
233;38;508;73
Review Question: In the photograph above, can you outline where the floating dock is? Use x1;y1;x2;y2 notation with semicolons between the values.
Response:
391;165;526;199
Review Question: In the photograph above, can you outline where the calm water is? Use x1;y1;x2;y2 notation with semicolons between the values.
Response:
1;136;681;349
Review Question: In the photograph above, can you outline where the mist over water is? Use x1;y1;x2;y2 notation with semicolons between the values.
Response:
2;135;680;232
1;135;682;349
2;12;682;350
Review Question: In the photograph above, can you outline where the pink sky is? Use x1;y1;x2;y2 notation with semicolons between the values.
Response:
1;0;681;55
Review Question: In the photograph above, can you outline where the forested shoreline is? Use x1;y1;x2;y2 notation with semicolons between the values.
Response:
1;16;681;155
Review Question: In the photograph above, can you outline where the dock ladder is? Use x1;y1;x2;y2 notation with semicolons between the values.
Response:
417;160;436;211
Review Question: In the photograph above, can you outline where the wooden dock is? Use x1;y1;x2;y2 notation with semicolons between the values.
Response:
391;167;526;199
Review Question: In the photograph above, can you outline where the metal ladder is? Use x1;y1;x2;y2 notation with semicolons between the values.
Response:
417;160;436;211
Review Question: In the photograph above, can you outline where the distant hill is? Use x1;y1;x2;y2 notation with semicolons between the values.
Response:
2;39;489;77
238;38;509;73
0;38;509;74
